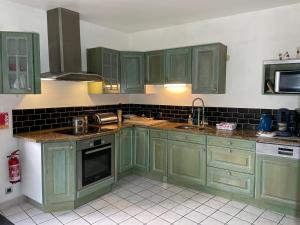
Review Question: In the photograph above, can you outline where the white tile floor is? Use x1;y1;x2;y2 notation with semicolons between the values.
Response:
1;175;300;225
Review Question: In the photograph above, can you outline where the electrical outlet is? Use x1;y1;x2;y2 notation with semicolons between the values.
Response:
5;187;12;194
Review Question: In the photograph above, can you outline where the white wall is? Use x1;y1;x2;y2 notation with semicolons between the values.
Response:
128;4;300;109
0;0;129;204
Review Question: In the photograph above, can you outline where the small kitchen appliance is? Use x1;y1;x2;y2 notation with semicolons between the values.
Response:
276;108;291;137
258;114;272;132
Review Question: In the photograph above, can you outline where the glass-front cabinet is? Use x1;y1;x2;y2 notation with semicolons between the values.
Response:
0;32;40;94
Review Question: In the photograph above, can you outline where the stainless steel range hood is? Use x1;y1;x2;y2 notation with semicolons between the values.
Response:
41;8;103;82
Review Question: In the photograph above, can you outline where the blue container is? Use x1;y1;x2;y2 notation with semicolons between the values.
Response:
258;114;272;132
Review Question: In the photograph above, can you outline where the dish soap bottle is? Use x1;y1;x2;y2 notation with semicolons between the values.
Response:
188;114;193;125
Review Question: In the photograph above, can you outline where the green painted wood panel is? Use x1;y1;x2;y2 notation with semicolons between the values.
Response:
149;135;167;176
168;131;206;145
207;145;255;174
87;47;120;93
168;140;206;185
150;129;168;139
207;166;254;197
192;43;227;94
255;155;300;208
1;32;40;94
165;47;191;84
133;127;149;172
145;50;165;84
120;52;145;93
119;128;133;172
207;136;255;151
42;141;76;206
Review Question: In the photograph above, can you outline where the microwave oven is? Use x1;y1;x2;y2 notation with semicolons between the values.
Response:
275;70;300;93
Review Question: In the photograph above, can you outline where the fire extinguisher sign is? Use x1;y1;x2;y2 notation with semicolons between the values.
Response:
0;112;9;129
8;150;21;184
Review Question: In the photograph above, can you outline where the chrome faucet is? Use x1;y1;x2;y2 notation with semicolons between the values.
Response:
192;98;205;128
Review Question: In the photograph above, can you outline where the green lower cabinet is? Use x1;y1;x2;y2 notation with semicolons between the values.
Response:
256;155;300;209
133;127;149;172
168;140;206;186
119;128;133;173
207;145;255;174
149;132;167;177
207;166;254;197
42;141;76;211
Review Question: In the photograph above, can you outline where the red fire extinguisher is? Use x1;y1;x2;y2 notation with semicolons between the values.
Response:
7;150;21;184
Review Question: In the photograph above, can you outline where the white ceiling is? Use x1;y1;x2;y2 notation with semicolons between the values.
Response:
7;0;300;32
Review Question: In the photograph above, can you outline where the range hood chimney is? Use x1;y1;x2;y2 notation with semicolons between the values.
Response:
41;8;103;82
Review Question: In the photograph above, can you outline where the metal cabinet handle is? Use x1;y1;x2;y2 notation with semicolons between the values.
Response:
69;145;73;150
226;170;232;176
228;149;232;153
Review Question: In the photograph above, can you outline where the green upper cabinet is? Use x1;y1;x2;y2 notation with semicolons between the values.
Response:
133;127;149;172
87;47;120;93
168;140;206;186
145;50;165;84
119;128;133;173
192;43;227;94
120;52;145;93
42;141;76;210
165;47;191;84
0;32;41;94
256;155;300;209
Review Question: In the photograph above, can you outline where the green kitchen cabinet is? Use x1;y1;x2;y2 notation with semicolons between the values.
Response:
192;43;227;94
207;136;256;151
42;141;76;210
165;47;191;84
207;166;254;197
120;52;145;93
256;155;300;209
119;128;133;173
149;130;168;177
168;140;206;186
133;127;149;172
145;50;165;84
207;145;255;174
87;47;120;93
0;32;41;94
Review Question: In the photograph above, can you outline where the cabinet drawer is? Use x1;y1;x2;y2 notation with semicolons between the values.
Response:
207;136;255;151
207;146;255;174
207;167;254;197
168;131;206;144
150;129;167;139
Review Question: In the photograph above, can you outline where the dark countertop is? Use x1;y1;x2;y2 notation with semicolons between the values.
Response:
14;121;300;147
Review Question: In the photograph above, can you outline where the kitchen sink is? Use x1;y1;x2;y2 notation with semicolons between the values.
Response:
175;125;205;130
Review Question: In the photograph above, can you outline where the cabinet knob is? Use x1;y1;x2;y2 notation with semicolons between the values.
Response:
229;141;233;145
228;149;232;153
69;145;73;150
226;170;232;176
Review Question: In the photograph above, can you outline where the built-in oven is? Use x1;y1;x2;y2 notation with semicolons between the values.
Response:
77;134;115;190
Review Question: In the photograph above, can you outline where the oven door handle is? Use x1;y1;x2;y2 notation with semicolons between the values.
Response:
85;146;111;155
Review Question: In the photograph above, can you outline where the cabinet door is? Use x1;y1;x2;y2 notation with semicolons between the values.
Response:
120;52;145;93
119;128;133;173
102;48;120;90
133;127;149;172
165;47;191;84
42;142;76;206
149;136;167;176
207;167;254;197
145;50;165;84
207;146;255;174
256;155;300;208
168;140;206;185
1;32;39;94
192;44;227;94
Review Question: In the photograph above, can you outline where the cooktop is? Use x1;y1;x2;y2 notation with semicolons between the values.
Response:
54;126;113;136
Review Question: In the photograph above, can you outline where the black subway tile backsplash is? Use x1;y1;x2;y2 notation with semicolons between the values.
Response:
12;104;293;134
